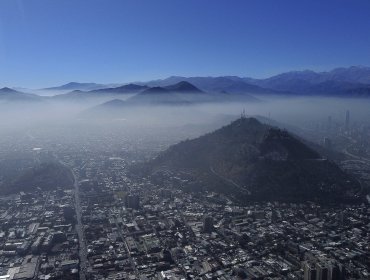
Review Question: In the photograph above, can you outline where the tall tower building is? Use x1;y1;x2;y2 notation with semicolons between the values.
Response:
203;216;214;233
327;116;332;130
125;194;140;210
345;110;350;131
304;258;345;280
329;262;345;280
316;261;328;280
324;137;332;150
304;262;317;280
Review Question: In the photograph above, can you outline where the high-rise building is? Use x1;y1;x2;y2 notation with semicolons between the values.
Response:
304;262;317;280
345;110;350;131
316;261;329;280
203;216;214;233
304;258;345;280
324;137;332;150
327;116;332;130
160;189;173;198
125;194;140;209
329;262;345;280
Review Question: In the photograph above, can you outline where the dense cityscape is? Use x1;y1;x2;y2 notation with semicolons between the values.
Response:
1;1;370;279
0;112;369;280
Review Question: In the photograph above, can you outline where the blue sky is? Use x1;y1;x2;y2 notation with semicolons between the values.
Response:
0;0;369;88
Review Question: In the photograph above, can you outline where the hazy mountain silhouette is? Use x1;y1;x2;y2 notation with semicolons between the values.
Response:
140;66;370;97
89;83;148;94
144;76;279;95
18;65;370;101
83;84;195;116
52;83;148;101
39;66;370;99
164;81;204;93
82;81;259;118
318;66;370;84
129;81;258;103
140;86;171;95
143;118;362;203
44;82;107;91
0;87;42;102
247;66;370;96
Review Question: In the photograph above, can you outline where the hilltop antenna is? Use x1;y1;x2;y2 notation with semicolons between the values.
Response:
241;108;246;118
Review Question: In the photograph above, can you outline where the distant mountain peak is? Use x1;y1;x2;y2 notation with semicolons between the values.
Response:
114;83;148;91
141;86;170;94
0;87;42;102
164;81;203;93
123;83;146;88
64;82;82;86
100;99;126;107
174;81;193;86
331;65;370;71
167;75;185;79
88;83;148;94
0;87;18;93
44;82;106;91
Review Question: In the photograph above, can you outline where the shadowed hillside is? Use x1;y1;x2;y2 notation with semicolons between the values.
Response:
143;118;362;203
0;161;74;195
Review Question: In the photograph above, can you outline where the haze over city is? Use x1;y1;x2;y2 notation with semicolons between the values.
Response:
0;1;369;280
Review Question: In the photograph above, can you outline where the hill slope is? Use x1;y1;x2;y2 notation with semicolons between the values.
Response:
0;161;74;195
144;118;362;203
145;76;281;95
248;66;370;96
82;81;259;118
52;83;147;101
164;81;204;93
0;87;42;102
87;83;148;94
125;81;205;105
142;66;370;97
44;82;107;91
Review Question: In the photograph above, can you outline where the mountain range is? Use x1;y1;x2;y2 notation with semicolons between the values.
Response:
247;66;370;96
38;66;370;97
141;117;362;203
51;83;149;102
44;82;108;91
0;87;42;103
142;66;370;97
2;66;370;105
81;81;258;117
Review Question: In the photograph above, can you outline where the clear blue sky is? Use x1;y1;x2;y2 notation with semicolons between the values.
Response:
0;0;369;88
